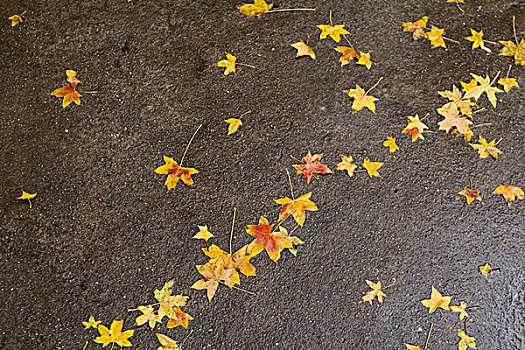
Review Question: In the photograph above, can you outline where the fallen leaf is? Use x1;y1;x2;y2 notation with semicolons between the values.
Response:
499;39;525;65
225;118;243;135
382;136;399;153
362;280;386;304
402;115;428;141
344;84;377;113
469;136;502;159
216;52;237;75
245;217;299;262
336;154;358;177
438;84;475;117
135;305;160;329
437;105;473;135
166;307;194;329
82;315;102;329
458;188;482;205
356;51;372;69
450;301;470;320
460;78;479;92
94;319;135;347
402;16;429;40
292;151;332;184
493;183;524;205
9;14;23;27
421;285;452;313
66;70;80;84
317;23;350;43
334;46;359;66
457;329;476;350
291;39;315;59
465;28;491;52
155;155;199;190
191;257;237;301
463;73;503;108
202;244;256;277
274;192;318;227
498;77;519;93
154;280;190;320
193;225;214;242
51;83;82;108
237;0;273;17
155;332;180;350
427;26;446;48
404;344;422;350
17;190;37;208
362;157;383;178
478;263;492;277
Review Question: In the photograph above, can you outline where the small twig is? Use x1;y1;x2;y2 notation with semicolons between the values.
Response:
218;280;255;295
180;124;202;167
28;199;33;209
471;122;493;129
229;207;237;254
510;172;519;185
443;37;461;44
471;108;486;115
110;343;115;350
484;39;500;45
439;309;448;322
285;168;295;200
237;62;256;69
343;35;355;48
180;329;194;349
513;16;518;45
423;322;433;350
266;8;316;13
456;3;464;13
329;10;333;26
464;318;468;335
506;65;512;79
365;77;383;95
288;223;301;235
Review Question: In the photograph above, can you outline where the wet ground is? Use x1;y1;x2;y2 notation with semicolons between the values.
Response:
1;0;524;349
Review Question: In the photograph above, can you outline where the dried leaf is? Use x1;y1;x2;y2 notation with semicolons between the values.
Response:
237;0;273;17
493;183;524;205
66;70;80;84
317;24;349;43
155;333;180;350
94;319;135;348
9;14;23;27
344;84;377;113
292;151;332;184
457;329;476;350
465;28;491;52
478;263;492;277
450;301;470;321
135;305;160;329
274;192;318;227
193;225;214;242
191;257;236;301
463;73;503;108
458;188;482;205
334;46;359;66
225;118;243;135
245;217;299;262
18;191;37;200
382;136;399;153
427;26;446;48
404;344;422;350
362;280;386;304
166;307;194;329
154;280;190;320
498;77;519;93
51;84;82;108
421;285;452;313
336;154;358;177
438;84;475;117
469;136;502;159
356;51;372;69
216;52;237;75
437;105;473;135
402;16;429;40
362;157;383;178
291;39;316;59
402;115;428;141
155;155;198;190
82;315;102;330
499;39;525;65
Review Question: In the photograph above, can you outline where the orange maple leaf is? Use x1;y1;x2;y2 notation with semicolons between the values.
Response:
402;115;428;141
292;151;332;184
274;192;318;227
493;183;524;205
155;155;198;190
458;188;482;205
9;14;23;27
245;217;297;262
51;83;82;108
166;307;194;329
402;16;429;40
334;46;359;66
191;257;237;301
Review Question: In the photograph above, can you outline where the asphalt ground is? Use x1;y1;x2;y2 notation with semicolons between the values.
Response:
1;0;524;349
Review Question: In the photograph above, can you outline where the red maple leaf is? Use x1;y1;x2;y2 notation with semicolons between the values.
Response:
292;151;332;184
245;217;295;262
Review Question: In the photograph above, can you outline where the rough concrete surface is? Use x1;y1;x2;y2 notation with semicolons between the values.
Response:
1;0;524;349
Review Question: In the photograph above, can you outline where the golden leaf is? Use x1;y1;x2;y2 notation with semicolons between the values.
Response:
291;39;316;59
344;84;377;113
193;225;214;242
421;285;452;313
336;154;358;177
382;136;399;153
362;157;383;178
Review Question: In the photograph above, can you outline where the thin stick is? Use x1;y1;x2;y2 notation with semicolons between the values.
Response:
329;10;333;26
180;124;202;166
484;39;500;45
290;155;301;162
506;65;512;79
270;210;294;234
510;172;519;185
423;322;433;350
366;77;383;95
82;341;88;350
285;168;295;199
127;303;160;311
229;207;237;254
239;110;252;119
288;223;300;235
237;62;256;69
382;280;397;291
266;8;316;13
180;329;194;349
513;16;518;45
439;309;448;322
28;199;33;209
218;280;255;295
443;37;461;44
471;123;493;129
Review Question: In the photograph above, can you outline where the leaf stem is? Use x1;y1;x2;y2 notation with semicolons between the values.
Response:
82;341;88;350
180;329;194;349
230;207;237;254
489;71;501;87
127;303;160;311
513;16;518;45
78;90;98;94
239;110;252;119
471;108;486;115
180;124;202;167
506;65;512;79
494;138;503;147
290;155;301;162
28;199;32;209
510;172;519;185
382;280;397;291
420;112;430;121
365;76;383;95
471;122;493;129
285;168;295;200
423;322;433;350
266;8;316;13
218;280;255;295
439;309;448;322
456;3;464;13
343;35;355;49
237;62;256;69
329;10;333;26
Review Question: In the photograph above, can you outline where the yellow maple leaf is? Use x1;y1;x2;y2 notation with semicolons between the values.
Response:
193;225;214;242
402;16;429;40
274;192;318;227
9;14;23;27
421;285;452;313
499;39;525;65
478;263;492;277
155;155;199;190
66;70;80;84
317;24;349;43
438;84;475;117
17;190;37;208
166;307;194;329
458;188;482;205
216;52;237;75
224;117;243;135
344;84;378;113
362;157;383;178
237;0;273;17
493;183;524;205
457;329;476;350
82;315;102;329
465;28;491;52
437;105;473;135
356;51;373;69
498;77;519;93
362;280;386;304
155;332;180;350
404;344;422;350
135;305;160;329
463;73;503;108
291;39;315;59
94;319;134;347
469;136;502;159
336;154;358;177
334;46;359;66
450;301;470;321
402;115;428;141
382;136;399;153
427;26;446;48
154;280;190;320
